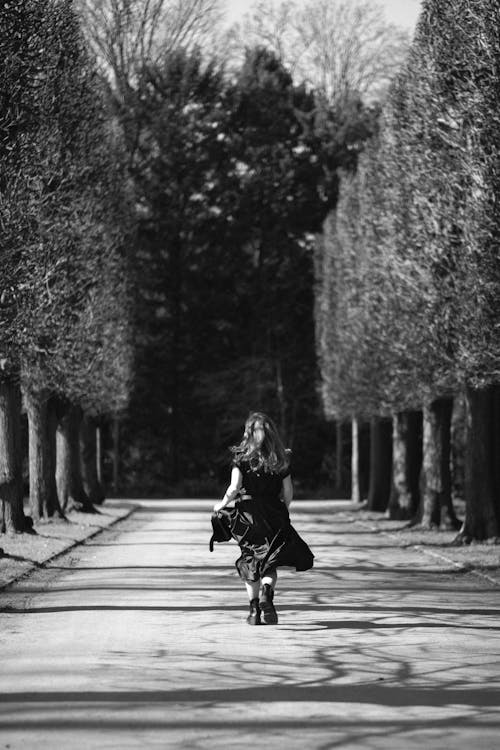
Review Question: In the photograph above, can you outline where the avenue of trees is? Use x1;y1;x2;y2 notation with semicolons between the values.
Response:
76;0;390;492
1;0;403;532
10;0;498;546
317;0;500;541
119;43;373;489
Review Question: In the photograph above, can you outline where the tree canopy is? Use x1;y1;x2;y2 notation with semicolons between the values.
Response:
0;0;134;412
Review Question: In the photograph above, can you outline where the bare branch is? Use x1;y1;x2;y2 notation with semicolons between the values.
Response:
224;0;410;103
77;0;224;94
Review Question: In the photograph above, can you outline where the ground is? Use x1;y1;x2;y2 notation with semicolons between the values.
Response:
1;499;499;749
0;503;133;588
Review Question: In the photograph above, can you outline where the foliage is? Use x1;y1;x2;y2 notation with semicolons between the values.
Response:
417;0;500;388
0;0;134;416
117;45;371;489
77;0;224;114
317;0;500;423
225;0;409;104
120;48;237;483
192;48;350;480
0;0;50;377
1;2;383;494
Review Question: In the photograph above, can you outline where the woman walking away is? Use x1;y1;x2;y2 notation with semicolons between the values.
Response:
212;412;314;625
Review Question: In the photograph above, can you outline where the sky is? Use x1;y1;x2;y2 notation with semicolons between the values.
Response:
225;0;423;31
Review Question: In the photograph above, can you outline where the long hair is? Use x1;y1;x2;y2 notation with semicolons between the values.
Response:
231;412;290;473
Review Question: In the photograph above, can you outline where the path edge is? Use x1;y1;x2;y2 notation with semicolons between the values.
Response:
340;511;500;588
0;503;138;592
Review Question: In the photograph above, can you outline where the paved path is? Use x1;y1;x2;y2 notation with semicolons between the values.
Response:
1;499;500;749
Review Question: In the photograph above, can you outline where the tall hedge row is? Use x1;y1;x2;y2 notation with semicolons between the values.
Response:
0;0;134;530
317;0;500;539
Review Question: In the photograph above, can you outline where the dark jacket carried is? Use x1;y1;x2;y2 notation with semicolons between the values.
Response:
209;509;233;551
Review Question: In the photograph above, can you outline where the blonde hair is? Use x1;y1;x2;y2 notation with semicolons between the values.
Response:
231;412;290;473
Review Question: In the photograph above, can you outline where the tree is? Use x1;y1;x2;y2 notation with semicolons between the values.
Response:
315;97;436;518
386;0;500;535
200;48;342;480
317;0;500;536
1;0;134;523
118;45;365;492
419;0;500;540
20;1;134;515
226;0;409;104
77;0;224;146
0;0;54;532
366;417;392;511
120;48;237;485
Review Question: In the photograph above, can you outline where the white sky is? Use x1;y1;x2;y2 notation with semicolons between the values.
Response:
225;0;423;30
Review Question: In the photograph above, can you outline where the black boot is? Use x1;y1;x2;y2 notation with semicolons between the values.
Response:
246;597;261;625
260;584;278;625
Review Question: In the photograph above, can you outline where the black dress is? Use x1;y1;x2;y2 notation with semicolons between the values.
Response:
213;459;314;582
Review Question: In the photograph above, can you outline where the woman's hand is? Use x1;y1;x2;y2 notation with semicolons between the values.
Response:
213;501;225;512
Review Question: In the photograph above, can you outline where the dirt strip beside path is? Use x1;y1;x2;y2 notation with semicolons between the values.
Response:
0;502;135;588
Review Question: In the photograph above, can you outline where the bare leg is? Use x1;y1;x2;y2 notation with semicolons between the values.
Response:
245;580;261;625
245;580;260;601
261;570;277;590
260;571;278;624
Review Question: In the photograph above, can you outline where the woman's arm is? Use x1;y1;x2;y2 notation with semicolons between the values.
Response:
281;475;293;509
213;466;243;511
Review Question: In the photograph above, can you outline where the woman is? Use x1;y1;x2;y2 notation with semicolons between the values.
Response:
213;412;314;625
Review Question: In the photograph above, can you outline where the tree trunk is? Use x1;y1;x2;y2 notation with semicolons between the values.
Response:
367;416;392;512
386;410;423;521
80;414;105;505
407;410;423;513
171;238;181;484
96;423;103;486
47;397;64;518
112;416;120;495
359;421;370;499
0;380;27;533
451;392;466;504
494;386;500;512
335;420;343;492
458;385;500;541
419;398;458;529
351;417;360;503
56;404;93;512
25;388;62;521
26;388;48;521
